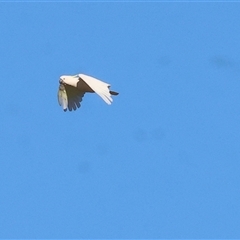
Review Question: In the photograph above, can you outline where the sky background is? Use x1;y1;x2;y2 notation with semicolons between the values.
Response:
0;1;240;239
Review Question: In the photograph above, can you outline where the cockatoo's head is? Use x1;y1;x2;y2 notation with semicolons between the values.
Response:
59;76;66;84
60;75;79;84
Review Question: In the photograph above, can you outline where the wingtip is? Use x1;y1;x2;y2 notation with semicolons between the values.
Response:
110;91;119;96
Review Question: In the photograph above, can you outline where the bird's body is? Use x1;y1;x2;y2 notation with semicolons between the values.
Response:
58;73;118;111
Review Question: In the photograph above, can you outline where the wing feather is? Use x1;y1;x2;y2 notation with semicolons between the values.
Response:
78;74;113;105
58;84;68;111
65;84;85;111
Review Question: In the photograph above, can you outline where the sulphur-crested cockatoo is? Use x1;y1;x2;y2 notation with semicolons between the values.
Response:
58;73;119;111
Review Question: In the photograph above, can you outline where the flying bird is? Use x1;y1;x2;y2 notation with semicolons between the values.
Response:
58;73;119;112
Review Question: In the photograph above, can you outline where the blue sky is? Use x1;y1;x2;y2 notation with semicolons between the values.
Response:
0;1;240;238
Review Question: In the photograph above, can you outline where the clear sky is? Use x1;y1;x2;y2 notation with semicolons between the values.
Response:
0;1;240;239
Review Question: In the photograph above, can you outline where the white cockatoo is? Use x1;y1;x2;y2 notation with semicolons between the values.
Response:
58;73;119;111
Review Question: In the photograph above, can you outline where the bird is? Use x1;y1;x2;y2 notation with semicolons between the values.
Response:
58;73;119;112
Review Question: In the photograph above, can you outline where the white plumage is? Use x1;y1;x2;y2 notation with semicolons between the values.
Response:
58;73;118;112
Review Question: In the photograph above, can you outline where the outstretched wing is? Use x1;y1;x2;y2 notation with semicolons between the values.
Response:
58;83;68;111
78;74;113;105
65;84;85;111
